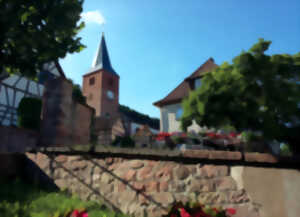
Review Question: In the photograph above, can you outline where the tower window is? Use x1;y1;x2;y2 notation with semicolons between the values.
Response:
89;77;95;85
109;78;114;87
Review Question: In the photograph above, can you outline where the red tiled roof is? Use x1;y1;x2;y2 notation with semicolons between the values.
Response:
153;58;218;107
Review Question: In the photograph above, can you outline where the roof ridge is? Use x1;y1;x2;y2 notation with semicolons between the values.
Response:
185;58;217;81
154;58;218;107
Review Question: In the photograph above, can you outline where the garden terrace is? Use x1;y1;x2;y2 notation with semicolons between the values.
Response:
1;144;299;217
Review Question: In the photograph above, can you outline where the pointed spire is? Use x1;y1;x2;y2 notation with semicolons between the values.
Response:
91;33;117;75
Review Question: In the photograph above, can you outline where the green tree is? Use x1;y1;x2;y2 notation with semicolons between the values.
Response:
0;0;85;78
181;39;300;153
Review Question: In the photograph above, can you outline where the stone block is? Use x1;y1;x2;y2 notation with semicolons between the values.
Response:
182;150;210;158
122;169;137;182
174;165;190;180
130;160;144;169
198;165;229;178
209;151;242;160
55;178;68;189
145;181;159;192
156;165;174;181
118;191;137;208
71;160;88;170
101;173;113;184
133;182;146;191
197;192;229;205
213;176;237;191
117;181;127;192
152;192;174;205
229;189;250;204
189;179;214;193
173;193;190;204
105;157;114;165
159;181;169;192
138;193;151;205
245;153;278;163
101;182;114;196
55;155;67;163
170;181;186;192
138;166;153;180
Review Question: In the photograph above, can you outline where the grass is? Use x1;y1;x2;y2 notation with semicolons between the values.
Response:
0;178;129;217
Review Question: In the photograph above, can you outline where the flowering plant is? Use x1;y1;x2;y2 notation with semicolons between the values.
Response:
163;202;236;217
70;209;88;217
156;132;171;141
206;132;240;140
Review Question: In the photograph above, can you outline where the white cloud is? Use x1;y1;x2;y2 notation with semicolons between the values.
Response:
81;10;105;25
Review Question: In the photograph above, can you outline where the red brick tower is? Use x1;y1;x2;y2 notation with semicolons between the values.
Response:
82;33;119;119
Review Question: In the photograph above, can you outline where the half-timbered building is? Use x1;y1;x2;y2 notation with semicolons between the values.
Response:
0;61;65;126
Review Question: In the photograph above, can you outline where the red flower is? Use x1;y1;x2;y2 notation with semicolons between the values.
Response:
81;213;88;217
71;210;88;217
193;209;210;217
229;132;238;138
71;210;80;217
212;208;219;213
206;132;216;138
179;208;192;217
226;208;236;215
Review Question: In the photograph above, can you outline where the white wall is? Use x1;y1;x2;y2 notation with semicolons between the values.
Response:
159;103;202;133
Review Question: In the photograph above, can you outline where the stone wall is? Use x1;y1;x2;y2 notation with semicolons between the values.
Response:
0;126;38;153
40;78;94;146
24;148;300;217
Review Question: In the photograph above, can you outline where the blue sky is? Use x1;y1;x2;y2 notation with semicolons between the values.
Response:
60;0;300;119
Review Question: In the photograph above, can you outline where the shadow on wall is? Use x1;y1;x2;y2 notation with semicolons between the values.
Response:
26;151;170;215
23;156;59;191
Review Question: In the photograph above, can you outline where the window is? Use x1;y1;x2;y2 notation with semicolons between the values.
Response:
109;78;114;87
107;90;114;100
175;108;183;120
89;77;95;85
195;78;201;89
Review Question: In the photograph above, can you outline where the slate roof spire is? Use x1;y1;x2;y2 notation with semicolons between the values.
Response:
91;32;117;75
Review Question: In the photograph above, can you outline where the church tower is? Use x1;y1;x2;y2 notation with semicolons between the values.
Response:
82;33;119;119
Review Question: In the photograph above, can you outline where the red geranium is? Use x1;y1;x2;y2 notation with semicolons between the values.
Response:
164;201;236;217
156;132;171;141
71;210;88;217
226;208;236;215
179;208;192;217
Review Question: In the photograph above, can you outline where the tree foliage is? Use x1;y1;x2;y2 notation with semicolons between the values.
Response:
0;0;85;78
72;84;87;105
181;39;300;152
119;104;160;130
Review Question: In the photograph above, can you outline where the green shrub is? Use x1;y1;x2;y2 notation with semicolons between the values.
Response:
172;136;185;144
0;179;129;217
0;201;30;217
112;136;135;148
241;131;262;142
280;143;292;156
17;97;42;130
